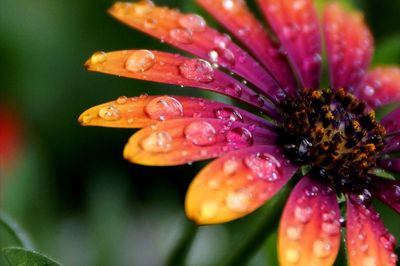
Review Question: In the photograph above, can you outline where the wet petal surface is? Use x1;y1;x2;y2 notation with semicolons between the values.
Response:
369;177;400;214
278;176;341;266
123;118;276;166
185;145;297;224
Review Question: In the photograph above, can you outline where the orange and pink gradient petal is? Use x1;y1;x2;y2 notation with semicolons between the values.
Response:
278;176;341;266
123;118;276;166
185;145;297;224
346;197;398;266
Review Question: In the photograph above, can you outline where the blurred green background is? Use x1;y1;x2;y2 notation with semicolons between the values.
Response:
0;0;399;265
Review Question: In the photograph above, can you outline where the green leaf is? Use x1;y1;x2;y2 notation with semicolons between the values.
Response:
2;247;60;266
0;211;34;249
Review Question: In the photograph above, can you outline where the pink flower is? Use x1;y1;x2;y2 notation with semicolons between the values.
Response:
79;1;400;265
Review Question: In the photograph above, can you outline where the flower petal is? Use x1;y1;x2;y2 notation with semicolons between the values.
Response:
85;50;276;114
196;0;296;94
381;106;400;134
78;95;272;129
384;135;400;153
258;0;322;88
368;177;400;214
346;196;398;266
185;145;297;224
380;158;400;173
123;118;276;166
355;67;400;108
108;2;280;98
324;3;374;91
278;176;341;266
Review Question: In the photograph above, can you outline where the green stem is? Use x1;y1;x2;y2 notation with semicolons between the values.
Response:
221;185;292;266
0;211;34;249
166;219;198;266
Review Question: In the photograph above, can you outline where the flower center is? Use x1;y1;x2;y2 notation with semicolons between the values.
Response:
278;88;386;189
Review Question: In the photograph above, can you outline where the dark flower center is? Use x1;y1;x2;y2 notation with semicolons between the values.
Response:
278;88;386;189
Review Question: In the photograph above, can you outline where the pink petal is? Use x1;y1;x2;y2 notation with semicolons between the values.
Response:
324;3;374;91
369;177;400;214
108;2;281;98
381;107;400;134
355;67;400;108
123;118;276;166
346;196;398;266
186;145;297;224
278;176;341;265
384;135;400;153
379;158;400;174
85;50;277;115
258;0;322;89
196;0;297;95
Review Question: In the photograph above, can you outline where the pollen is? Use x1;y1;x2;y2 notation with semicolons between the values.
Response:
278;88;386;189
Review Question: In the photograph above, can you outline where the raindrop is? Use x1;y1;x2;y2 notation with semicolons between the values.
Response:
285;248;300;263
184;121;216;146
286;226;302;241
222;0;243;11
322;221;340;236
350;189;372;207
169;28;193;44
90;51;107;64
200;201;219;219
214;107;243;122
145;96;183;120
305;186;319;197
225;190;250;212
363;85;375;96
294;206;313;223
244;152;281;182
214;34;231;48
144;18;157;29
392;185;400;202
362;256;376;266
225;83;242;97
250;94;265;107
179;14;206;32
208;47;235;67
179;59;214;83
81;114;93;124
226;127;254;148
140;131;173;153
223;158;239;175
134;0;154;16
125;50;156;73
98;105;121;121
116;96;128;105
313;239;332;258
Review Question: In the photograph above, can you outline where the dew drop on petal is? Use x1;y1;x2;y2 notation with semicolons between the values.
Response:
226;127;254;148
81;114;93;124
140;131;173;153
285;248;300;263
179;14;206;32
225;83;242;97
184;121;216;146
286;226;302;241
294;206;313;223
214;107;243;122
116;96;128;105
134;0;154;16
362;256;377;266
223;158;239;175
363;85;375;96
144;18;157;29
225;190;251;212
222;0;243;11
90;51;107;64
244;152;281;182
179;59;214;83
98;105;121;121
169;28;193;44
125;50;156;73
313;239;332;258
145;96;183;120
200;201;219;219
322;221;340;236
207;179;220;189
250;94;265;107
209;47;235;67
214;34;231;49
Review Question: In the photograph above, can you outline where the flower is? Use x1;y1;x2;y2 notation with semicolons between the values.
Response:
79;0;400;265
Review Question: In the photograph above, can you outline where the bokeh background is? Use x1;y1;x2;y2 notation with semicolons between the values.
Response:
1;0;399;265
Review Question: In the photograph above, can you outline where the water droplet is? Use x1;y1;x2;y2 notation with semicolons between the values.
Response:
225;83;242;97
81;114;93;124
286;226;302;241
285;248;300;263
213;34;231;49
179;59;214;83
364;85;375;96
214;107;243;122
144;18;157;29
179;14;206;32
207;179;220;189
134;0;154;16
169;28;193;44
184;121;216;146
362;256;376;266
313;239;332;258
125;50;156;73
140;131;173;153
90;51;107;64
116;96;128;105
208;50;219;63
200;201;219;219
292;0;306;10
294;206;313;223
244;152;281;182
223;158;239;175
379;233;396;250
145;96;183;120
250;94;265;107
392;185;400;202
305;186;319;197
98;105;121;121
225;190;250;212
226;127;254;148
222;0;243;11
350;189;372;207
322;221;340;236
208;47;235;67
